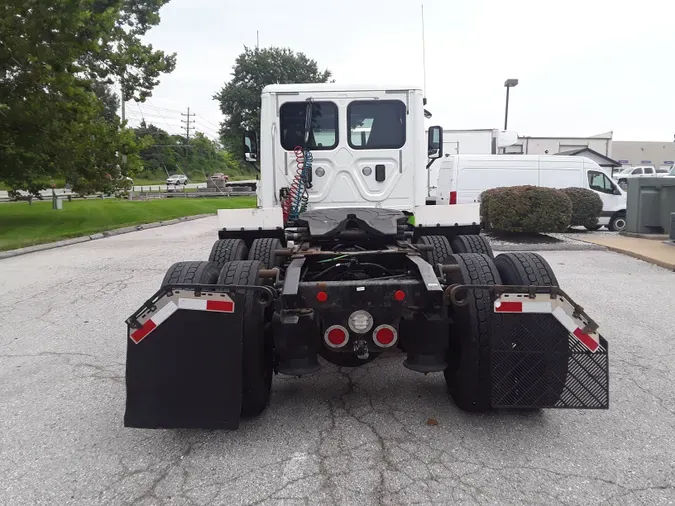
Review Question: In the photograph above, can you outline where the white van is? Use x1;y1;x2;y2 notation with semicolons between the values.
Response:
435;155;627;231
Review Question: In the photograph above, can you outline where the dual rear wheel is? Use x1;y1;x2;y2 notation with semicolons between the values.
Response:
445;252;568;411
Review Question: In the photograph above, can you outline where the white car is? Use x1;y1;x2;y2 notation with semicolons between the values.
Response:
166;174;188;185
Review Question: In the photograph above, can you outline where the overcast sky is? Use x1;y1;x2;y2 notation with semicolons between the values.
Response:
126;0;675;142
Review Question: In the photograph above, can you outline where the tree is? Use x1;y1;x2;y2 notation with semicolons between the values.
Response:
0;0;177;193
92;82;120;124
214;47;331;159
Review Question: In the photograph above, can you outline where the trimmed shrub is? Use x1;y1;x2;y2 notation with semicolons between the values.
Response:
560;187;603;228
485;185;573;233
479;188;502;229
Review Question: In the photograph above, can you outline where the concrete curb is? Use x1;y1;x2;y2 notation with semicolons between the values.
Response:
0;213;215;260
599;245;675;271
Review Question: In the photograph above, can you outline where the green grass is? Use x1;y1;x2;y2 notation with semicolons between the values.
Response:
0;196;256;251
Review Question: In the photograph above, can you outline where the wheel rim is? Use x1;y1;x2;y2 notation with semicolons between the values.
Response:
614;217;626;231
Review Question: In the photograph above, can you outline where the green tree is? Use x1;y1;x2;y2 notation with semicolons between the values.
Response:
91;82;120;124
0;0;176;193
214;47;331;159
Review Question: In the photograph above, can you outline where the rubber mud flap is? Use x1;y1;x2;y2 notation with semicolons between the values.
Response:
124;293;245;429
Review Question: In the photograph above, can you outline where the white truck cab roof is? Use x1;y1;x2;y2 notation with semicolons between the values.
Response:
262;83;423;94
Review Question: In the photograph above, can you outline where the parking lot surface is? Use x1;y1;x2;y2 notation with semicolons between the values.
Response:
1;217;674;505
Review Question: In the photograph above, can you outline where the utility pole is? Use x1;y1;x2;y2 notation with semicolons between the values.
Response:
181;107;196;142
181;107;196;159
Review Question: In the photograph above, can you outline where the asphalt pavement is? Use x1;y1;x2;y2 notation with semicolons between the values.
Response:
1;217;675;505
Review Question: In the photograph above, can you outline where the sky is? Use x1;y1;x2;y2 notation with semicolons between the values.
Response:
125;0;675;142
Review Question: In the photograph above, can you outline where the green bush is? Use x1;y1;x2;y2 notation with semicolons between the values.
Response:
479;188;501;229
560;187;603;228
484;185;573;233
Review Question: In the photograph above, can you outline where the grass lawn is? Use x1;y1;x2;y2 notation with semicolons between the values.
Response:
0;196;255;251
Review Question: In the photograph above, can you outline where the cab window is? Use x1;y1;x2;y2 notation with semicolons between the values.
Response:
644;167;655;174
588;171;616;194
632;168;643;175
348;100;406;149
279;102;338;151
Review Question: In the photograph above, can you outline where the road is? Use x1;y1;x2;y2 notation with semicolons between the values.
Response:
1;218;674;505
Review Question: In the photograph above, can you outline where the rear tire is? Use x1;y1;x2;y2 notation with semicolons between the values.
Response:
417;235;453;265
248;238;284;268
209;239;248;269
493;252;559;287
493;252;567;407
161;261;220;288
608;213;626;232
450;234;494;258
444;253;501;411
218;260;272;417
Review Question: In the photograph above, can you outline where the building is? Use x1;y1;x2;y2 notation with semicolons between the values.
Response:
611;141;675;172
504;132;613;157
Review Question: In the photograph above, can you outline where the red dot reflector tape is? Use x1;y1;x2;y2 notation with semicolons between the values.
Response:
394;290;406;302
316;291;328;303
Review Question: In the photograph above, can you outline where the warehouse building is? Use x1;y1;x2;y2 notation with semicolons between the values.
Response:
611;141;675;172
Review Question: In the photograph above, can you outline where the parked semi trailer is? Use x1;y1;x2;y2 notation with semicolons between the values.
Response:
124;84;609;430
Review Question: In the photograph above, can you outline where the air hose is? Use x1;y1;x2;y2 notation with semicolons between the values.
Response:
282;100;314;224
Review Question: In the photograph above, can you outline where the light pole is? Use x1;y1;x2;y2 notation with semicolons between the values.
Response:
503;78;519;130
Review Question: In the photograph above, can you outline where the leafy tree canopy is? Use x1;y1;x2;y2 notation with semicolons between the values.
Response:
132;123;252;181
214;47;331;159
0;0;176;194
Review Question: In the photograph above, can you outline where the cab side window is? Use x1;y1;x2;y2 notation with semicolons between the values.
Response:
644;167;654;174
588;171;615;194
632;168;643;175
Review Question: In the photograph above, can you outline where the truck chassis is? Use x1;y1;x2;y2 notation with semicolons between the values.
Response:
124;208;609;430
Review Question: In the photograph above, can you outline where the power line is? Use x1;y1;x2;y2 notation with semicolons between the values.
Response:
147;99;181;135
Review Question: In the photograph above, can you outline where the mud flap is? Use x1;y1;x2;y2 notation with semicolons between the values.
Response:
449;285;609;409
124;286;251;429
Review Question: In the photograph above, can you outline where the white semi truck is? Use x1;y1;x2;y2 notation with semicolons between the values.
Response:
124;84;609;430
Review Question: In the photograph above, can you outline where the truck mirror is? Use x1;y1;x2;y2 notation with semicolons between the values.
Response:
243;131;258;163
428;126;443;160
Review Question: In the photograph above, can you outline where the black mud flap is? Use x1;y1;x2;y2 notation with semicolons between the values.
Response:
124;285;271;429
450;285;609;409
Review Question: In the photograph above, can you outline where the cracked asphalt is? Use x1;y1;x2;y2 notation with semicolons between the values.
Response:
1;217;675;505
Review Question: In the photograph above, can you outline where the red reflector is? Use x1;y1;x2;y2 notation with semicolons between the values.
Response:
495;301;523;312
206;299;234;312
316;291;328;302
130;320;156;344
327;327;347;346
573;328;599;352
394;290;406;302
449;191;457;205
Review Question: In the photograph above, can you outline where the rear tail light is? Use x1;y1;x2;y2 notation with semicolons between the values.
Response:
449;191;457;205
324;325;349;348
373;324;398;348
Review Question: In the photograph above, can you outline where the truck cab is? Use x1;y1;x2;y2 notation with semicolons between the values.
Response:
251;84;434;212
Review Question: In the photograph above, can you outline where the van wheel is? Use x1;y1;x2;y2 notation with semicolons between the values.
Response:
608;213;626;232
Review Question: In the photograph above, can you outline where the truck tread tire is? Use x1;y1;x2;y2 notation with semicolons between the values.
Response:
451;234;494;258
218;260;272;417
444;253;501;411
493;252;559;287
493;252;567;407
608;213;627;232
161;261;220;288
209;239;248;269
248;238;284;268
418;235;453;265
